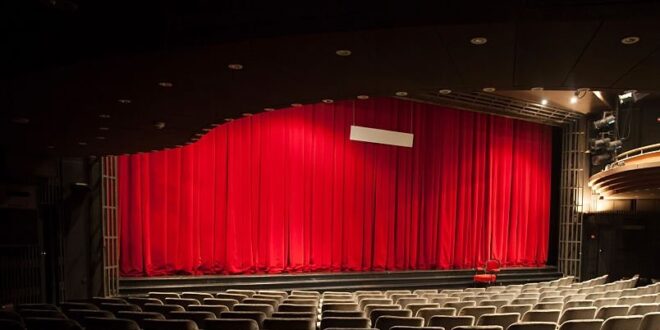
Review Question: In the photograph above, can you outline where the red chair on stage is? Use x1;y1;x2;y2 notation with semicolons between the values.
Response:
474;259;501;285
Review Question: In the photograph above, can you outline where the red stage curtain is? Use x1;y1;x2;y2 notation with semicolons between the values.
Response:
118;98;552;276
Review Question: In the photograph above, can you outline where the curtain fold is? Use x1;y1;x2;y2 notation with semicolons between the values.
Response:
118;98;552;276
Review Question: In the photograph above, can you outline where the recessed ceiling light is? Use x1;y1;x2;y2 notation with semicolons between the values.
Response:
395;91;408;97
96;136;106;140
11;117;30;124
322;99;334;104
153;121;166;130
224;118;234;122
570;96;578;104
438;89;452;95
291;103;303;107
242;113;253;117
621;36;640;45
470;37;488;45
195;133;204;137
47;145;55;150
335;49;352;56
541;99;548;105
117;99;132;104
202;128;212;132
158;82;173;88
357;95;369;100
78;142;87;146
264;107;275;111
99;114;111;119
99;127;109;131
531;87;544;92
191;137;199;141
228;64;244;70
210;123;220;127
482;87;496;92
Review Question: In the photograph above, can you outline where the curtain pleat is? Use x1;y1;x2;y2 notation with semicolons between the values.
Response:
118;98;552;276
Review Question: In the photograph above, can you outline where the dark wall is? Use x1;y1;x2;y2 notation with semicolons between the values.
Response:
0;150;103;304
619;96;660;153
582;213;660;283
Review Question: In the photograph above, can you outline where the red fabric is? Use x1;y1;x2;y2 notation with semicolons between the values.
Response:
118;98;552;276
474;274;497;283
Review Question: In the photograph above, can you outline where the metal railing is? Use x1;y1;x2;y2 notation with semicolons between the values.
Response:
605;143;660;170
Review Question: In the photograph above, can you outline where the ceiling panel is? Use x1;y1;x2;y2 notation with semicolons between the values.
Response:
563;19;660;89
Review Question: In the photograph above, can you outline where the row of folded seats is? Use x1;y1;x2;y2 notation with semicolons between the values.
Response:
1;275;659;330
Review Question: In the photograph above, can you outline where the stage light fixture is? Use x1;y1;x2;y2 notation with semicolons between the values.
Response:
153;121;166;130
591;137;611;150
224;118;234;122
593;115;616;130
591;153;612;166
78;141;88;146
607;139;623;151
438;89;452;95
242;113;253;117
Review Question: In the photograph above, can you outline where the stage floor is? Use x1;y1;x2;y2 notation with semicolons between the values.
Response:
119;266;562;295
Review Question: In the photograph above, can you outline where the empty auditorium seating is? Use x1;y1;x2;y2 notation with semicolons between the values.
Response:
205;318;259;330
141;319;199;330
428;315;475;329
84;317;141;330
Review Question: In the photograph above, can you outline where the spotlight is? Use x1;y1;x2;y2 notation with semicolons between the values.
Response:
593;115;616;130
541;99;548;105
591;137;611;150
607;139;623;151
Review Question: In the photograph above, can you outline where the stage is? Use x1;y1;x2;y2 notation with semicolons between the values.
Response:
119;266;562;295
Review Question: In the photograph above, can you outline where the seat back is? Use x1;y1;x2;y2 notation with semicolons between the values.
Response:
263;317;315;330
19;309;67;319
595;305;628;320
628;303;659;316
359;299;393;310
428;315;474;329
522;310;560;323
100;303;142;315
148;292;180;302
181;292;215;303
397;298;427;308
320;317;370;330
369;309;412;326
458;306;496;321
205;318;259;330
24;317;83;330
141;319;199;330
322;311;364;318
217;293;249;302
220;311;267;328
557;319;602;330
558;307;597;325
533;302;563;310
323;303;359;312
59;302;99;312
499;304;532;315
226;289;256;297
65;309;115;326
639;312;660;330
187;305;229;317
233;304;274;317
142;303;185;315
444;301;476;314
203;298;240;310
168;311;216;328
479;300;508;310
407;303;439;316
0;310;23;323
165;298;201;308
85;317;140;330
0;319;25;330
476;312;520;329
416;307;456;325
126;297;163;308
373;316;423;330
601;315;643;330
278;304;317;313
117;311;166;328
507;322;557;330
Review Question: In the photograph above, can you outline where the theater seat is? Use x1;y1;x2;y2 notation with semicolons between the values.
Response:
117;311;166;328
205;318;259;330
373;316;423;330
84;317;141;330
428;315;475;329
19;309;67;319
204;298;241;310
220;311;267;328
169;311;217;328
141;319;200;330
65;309;115;327
320;317;371;330
557;319;602;330
263;317;315;330
507;322;557;330
416;307;456;325
0;319;25;330
59;302;99;312
601;315;643;330
473;260;501;285
369;309;412;326
187;305;229;317
640;312;660;330
142;303;185;315
24;317;83;330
